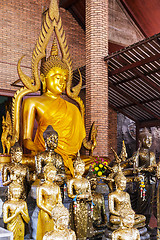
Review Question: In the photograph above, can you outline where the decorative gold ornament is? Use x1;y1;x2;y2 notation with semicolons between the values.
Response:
1;111;17;154
36;164;62;240
67;155;93;239
112;206;140;240
43;203;76;240
3;182;30;240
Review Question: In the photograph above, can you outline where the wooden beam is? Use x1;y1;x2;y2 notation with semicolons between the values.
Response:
109;81;160;120
104;33;160;61
69;5;85;30
110;53;160;76
116;97;160;109
59;0;78;9
139;119;160;128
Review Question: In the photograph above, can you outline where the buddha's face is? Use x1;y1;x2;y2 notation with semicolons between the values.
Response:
116;178;126;191
45;67;68;96
56;215;69;230
11;149;22;163
11;187;21;200
122;213;135;228
74;163;85;176
142;135;152;148
46;169;56;181
46;133;58;150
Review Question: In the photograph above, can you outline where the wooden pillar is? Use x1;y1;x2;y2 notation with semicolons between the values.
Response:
86;0;109;156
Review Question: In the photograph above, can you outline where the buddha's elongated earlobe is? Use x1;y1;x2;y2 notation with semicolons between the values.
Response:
40;74;47;93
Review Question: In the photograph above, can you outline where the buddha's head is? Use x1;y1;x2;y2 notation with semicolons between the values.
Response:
44;164;57;181
40;39;69;96
139;127;152;149
43;125;58;150
120;207;135;228
10;142;23;163
114;171;126;191
73;154;85;176
52;203;69;230
9;182;22;200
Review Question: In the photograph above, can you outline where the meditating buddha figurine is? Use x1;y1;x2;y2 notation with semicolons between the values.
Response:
112;206;140;240
36;164;62;240
43;203;76;240
2;142;29;199
35;125;65;186
67;155;93;240
3;182;30;240
108;171;146;229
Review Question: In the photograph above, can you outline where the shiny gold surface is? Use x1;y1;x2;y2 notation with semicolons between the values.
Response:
36;164;62;240
35;125;65;186
67;156;92;239
43;203;76;240
2;143;29;199
112;207;140;240
3;182;30;240
1;111;16;154
108;171;145;228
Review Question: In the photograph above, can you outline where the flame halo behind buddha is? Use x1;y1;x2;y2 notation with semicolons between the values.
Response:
11;0;97;175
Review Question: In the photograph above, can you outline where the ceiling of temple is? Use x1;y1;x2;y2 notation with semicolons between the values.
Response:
60;0;160;38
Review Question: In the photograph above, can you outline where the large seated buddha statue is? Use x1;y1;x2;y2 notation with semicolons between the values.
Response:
11;0;97;176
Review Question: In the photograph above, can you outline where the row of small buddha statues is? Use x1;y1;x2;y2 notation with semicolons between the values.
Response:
1;125;158;240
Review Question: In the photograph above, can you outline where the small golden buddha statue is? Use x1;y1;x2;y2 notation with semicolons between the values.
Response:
67;156;93;240
112;207;140;240
35;125;65;186
108;171;146;229
3;181;30;240
36;164;62;240
43;203;76;240
87;170;107;229
2;142;29;199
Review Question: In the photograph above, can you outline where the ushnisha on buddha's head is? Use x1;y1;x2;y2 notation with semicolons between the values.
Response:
40;39;69;96
73;154;85;177
114;171;126;191
52;203;69;230
43;164;57;181
43;125;58;150
139;127;152;149
10;142;23;163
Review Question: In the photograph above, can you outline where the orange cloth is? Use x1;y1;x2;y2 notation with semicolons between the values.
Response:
34;97;86;176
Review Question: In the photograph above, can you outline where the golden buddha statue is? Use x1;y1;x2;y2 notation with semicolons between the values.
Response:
2;142;29;199
36;164;62;240
108;171;146;229
3;182;30;240
11;0;96;177
35;125;65;186
67;156;93;240
112;207;140;240
43;203;76;240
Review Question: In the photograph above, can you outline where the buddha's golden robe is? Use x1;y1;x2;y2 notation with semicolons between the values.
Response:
34;97;86;176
